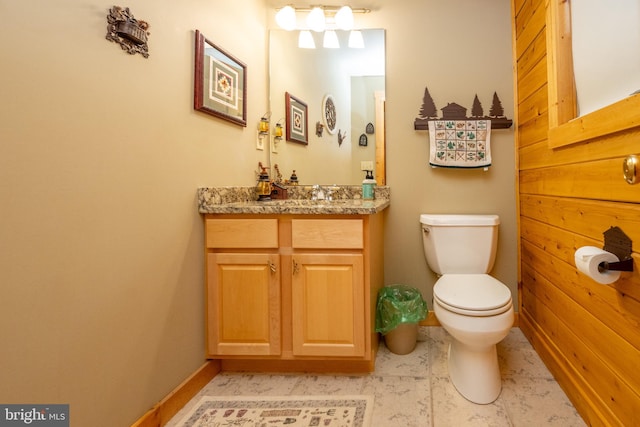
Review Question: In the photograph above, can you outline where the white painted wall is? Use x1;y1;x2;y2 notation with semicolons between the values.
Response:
0;0;268;425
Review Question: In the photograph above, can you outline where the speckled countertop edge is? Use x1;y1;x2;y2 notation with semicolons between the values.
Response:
198;186;390;215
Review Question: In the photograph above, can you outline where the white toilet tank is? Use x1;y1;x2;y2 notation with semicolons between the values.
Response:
420;214;500;275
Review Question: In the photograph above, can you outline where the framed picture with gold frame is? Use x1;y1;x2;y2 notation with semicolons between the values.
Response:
285;92;308;145
194;30;247;126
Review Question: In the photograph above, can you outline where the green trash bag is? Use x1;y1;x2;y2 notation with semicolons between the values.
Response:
375;284;428;335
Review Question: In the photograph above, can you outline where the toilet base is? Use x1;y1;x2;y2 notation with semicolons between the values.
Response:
448;339;501;404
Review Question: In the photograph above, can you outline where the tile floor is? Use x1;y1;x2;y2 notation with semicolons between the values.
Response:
167;327;586;426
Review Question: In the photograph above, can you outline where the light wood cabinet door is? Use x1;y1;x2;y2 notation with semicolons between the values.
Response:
291;253;365;357
207;252;281;356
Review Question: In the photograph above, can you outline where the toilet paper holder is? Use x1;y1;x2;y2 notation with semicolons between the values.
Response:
600;226;634;272
598;258;634;273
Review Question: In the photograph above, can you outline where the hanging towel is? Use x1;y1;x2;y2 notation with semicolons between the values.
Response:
428;120;491;168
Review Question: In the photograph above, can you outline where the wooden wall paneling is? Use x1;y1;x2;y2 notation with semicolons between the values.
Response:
513;0;528;20
514;0;546;52
519;312;610;427
520;233;640;350
517;82;548;126
515;0;640;422
516;29;546;77
519;128;640;170
517;57;548;105
523;278;635;426
520;194;640;251
521;263;640;426
520;158;640;203
521;210;640;303
517;108;548;147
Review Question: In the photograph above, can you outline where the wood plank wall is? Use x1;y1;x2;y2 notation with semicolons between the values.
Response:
512;0;640;425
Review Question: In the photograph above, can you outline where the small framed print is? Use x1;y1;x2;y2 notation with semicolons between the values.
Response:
359;133;368;146
285;92;308;145
194;30;247;126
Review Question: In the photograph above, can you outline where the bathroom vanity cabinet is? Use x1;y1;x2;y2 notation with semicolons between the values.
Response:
204;213;385;372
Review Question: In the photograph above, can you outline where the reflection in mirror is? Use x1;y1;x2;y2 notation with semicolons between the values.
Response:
547;0;640;149
268;29;385;185
571;0;640;116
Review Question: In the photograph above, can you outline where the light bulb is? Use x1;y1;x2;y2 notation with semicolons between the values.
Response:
335;6;354;31
298;30;315;49
306;7;325;32
348;30;364;48
323;30;339;49
275;6;296;31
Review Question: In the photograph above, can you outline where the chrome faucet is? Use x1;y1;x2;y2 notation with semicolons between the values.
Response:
311;185;326;200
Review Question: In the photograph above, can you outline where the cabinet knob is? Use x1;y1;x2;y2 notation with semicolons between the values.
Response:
268;261;277;273
292;259;299;275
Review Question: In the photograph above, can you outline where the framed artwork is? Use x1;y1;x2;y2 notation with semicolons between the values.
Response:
194;30;247;126
322;94;337;134
359;133;368;146
285;92;308;145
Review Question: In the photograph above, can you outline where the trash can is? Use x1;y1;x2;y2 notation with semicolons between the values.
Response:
375;284;428;355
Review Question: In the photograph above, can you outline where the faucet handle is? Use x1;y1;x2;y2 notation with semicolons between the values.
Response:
324;186;334;201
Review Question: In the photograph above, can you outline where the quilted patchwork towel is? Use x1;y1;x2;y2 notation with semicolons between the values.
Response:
428;120;491;168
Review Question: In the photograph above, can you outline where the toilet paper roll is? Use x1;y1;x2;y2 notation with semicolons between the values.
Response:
574;246;621;285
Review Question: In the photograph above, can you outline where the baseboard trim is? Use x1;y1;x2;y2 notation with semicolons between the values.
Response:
131;359;221;427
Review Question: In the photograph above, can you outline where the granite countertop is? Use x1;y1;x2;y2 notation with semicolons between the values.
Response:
198;186;390;215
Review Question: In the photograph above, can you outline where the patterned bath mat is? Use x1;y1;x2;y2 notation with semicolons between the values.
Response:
175;395;373;426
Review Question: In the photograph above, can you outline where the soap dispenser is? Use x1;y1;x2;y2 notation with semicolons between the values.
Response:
256;165;272;201
362;170;376;200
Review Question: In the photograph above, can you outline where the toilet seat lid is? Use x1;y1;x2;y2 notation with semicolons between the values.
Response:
434;274;512;311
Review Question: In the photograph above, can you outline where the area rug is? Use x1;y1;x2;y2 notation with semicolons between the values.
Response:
175;395;373;426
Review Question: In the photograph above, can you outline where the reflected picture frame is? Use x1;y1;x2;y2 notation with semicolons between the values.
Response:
194;30;247;126
285;92;308;145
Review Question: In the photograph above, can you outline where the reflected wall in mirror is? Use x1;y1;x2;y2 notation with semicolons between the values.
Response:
571;0;640;117
547;0;640;148
269;29;385;185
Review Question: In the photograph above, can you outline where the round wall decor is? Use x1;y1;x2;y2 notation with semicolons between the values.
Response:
322;94;337;135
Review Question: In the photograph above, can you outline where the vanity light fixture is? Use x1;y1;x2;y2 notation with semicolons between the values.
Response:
334;6;354;30
323;30;340;48
275;5;370;49
275;5;296;31
348;30;364;48
298;30;316;49
306;7;326;32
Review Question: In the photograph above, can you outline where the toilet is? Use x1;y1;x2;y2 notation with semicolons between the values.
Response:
420;214;514;404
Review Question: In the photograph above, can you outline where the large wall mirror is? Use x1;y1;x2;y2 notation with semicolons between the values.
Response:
547;0;640;148
268;29;385;185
